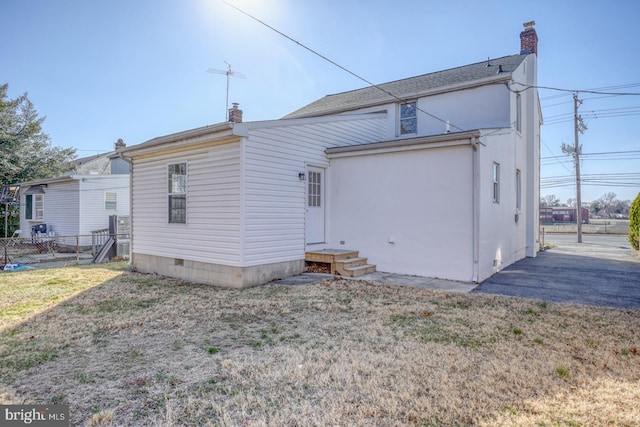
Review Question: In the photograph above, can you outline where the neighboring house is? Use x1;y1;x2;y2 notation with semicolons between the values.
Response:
19;142;130;245
119;22;541;288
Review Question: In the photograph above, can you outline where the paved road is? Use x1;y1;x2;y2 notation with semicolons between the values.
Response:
473;234;640;308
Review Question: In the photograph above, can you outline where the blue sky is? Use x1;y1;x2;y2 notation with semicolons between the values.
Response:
2;0;639;202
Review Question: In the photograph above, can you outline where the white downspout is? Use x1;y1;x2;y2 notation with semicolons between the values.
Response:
118;152;134;265
471;136;480;282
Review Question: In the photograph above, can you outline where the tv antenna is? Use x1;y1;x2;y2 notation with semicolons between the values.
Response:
207;61;246;121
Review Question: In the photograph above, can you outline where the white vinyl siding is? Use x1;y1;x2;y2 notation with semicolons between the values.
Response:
243;116;386;265
78;176;130;245
131;142;242;266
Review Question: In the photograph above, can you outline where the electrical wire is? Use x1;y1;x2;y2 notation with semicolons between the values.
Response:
510;81;640;96
219;0;464;130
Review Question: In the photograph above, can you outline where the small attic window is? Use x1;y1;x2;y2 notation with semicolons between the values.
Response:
399;101;417;135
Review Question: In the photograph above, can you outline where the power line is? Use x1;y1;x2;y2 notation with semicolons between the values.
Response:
219;0;464;131
513;82;640;96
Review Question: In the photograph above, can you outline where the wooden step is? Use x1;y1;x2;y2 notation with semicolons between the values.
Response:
305;249;375;276
305;249;359;264
341;264;377;277
336;256;368;269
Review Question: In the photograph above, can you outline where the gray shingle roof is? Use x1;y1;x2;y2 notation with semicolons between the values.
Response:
283;54;528;119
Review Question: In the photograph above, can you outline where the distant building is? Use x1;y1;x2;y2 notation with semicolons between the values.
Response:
540;206;589;224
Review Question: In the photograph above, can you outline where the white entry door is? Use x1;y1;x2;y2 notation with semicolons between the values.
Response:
306;167;325;244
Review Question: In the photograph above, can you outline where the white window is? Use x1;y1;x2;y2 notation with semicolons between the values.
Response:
168;162;187;224
308;171;321;207
25;194;44;220
516;169;522;210
516;94;522;132
400;101;417;135
493;163;500;203
105;192;117;210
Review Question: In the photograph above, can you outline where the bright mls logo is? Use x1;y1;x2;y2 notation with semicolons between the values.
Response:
1;405;69;426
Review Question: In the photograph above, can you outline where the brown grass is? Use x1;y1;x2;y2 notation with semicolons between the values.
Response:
1;264;639;426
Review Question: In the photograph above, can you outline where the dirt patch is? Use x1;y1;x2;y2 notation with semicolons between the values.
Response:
1;265;639;426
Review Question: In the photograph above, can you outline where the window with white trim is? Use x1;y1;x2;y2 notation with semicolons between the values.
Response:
168;162;187;224
25;194;44;220
516;94;522;132
105;192;117;210
516;169;522;210
493;162;500;203
400;101;417;135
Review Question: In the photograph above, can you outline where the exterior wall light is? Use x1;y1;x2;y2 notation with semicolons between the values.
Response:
298;172;306;181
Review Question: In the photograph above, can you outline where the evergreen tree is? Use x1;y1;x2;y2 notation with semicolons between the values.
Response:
629;193;640;251
0;83;76;236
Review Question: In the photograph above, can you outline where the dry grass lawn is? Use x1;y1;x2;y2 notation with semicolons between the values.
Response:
0;263;639;426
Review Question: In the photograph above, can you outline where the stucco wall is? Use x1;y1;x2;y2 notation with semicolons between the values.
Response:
327;142;475;282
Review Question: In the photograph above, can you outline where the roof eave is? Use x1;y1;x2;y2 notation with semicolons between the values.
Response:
118;122;238;158
326;130;483;157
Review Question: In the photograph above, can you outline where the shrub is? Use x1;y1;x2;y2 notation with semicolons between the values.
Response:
629;193;640;250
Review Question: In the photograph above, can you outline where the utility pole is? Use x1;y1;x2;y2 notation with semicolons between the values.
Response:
562;92;586;243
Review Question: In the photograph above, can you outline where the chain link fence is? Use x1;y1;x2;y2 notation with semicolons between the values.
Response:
1;233;130;270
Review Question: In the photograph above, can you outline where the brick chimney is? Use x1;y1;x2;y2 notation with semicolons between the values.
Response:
520;21;538;55
228;103;243;123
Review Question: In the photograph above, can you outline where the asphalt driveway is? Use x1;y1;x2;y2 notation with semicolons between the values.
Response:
473;235;640;308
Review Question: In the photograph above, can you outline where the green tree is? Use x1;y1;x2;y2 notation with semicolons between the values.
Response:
629;193;640;251
540;194;560;207
0;83;76;236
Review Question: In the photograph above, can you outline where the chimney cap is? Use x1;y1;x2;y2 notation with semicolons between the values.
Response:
520;20;538;55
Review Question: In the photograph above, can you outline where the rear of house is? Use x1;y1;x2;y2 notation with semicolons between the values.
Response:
121;115;387;288
121;22;541;287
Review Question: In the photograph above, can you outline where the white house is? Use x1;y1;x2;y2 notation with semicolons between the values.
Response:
119;22;541;287
19;146;130;245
